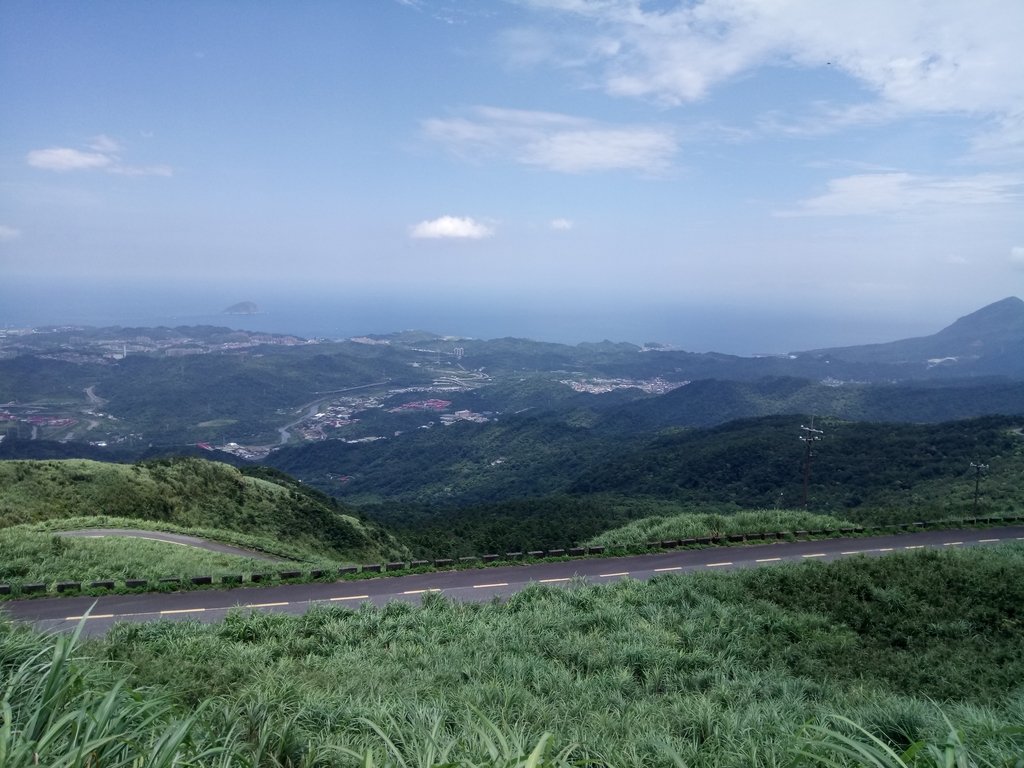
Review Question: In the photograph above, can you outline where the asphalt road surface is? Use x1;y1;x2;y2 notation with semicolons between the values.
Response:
7;525;1022;636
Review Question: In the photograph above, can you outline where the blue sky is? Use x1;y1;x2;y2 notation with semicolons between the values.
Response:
1;0;1022;349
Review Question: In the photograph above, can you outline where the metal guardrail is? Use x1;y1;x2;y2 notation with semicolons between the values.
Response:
0;514;1019;598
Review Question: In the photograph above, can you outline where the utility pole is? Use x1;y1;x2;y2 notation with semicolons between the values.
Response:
799;418;824;508
970;461;988;516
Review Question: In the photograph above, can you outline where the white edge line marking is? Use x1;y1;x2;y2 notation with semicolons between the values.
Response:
756;557;782;563
402;588;441;595
904;545;924;549
877;548;893;552
329;595;369;601
706;562;732;567
841;551;866;555
598;572;629;577
135;536;190;547
160;608;205;615
539;577;570;583
472;583;508;589
655;566;682;572
944;542;963;546
979;538;1000;543
247;601;289;608
66;613;114;620
802;553;826;558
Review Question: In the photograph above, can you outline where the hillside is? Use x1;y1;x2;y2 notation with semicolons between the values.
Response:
599;375;1024;432
571;415;1024;518
269;409;1024;517
800;296;1024;374
0;457;402;561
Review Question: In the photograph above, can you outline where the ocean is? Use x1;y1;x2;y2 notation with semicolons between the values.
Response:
0;278;934;356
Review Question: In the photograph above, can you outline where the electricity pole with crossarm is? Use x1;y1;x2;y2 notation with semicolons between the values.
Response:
799;418;824;508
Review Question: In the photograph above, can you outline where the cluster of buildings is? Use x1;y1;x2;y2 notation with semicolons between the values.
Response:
388;399;452;412
559;377;688;395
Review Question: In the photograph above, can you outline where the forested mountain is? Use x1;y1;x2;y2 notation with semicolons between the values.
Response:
798;296;1024;374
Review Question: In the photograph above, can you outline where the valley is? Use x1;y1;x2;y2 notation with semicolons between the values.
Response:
2;298;1023;766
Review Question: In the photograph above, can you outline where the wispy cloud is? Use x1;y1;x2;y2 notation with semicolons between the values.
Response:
410;215;494;239
423;106;677;174
87;134;121;153
27;147;113;172
549;218;573;230
26;137;172;177
0;225;21;242
518;1;1024;138
778;172;1023;217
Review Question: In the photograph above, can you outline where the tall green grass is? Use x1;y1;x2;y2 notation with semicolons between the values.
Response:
0;527;298;586
587;508;858;547
3;546;1022;766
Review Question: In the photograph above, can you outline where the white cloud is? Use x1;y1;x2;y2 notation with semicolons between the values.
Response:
27;147;113;172
26;138;172;177
550;218;573;230
1011;246;1024;269
779;172;1023;217
519;1;1024;131
422;106;677;173
0;225;21;242
410;215;494;239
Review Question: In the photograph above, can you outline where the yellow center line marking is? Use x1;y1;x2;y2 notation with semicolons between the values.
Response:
247;601;289;608
706;562;732;567
329;595;369;601
944;541;963;546
65;613;114;621
402;588;442;595
979;538;1000;543
802;553;826;558
598;572;629;577
160;608;205;615
539;577;570;583
655;566;682;572
472;583;508;589
756;557;782;562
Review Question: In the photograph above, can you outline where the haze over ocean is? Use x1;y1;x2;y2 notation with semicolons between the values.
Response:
1;277;942;355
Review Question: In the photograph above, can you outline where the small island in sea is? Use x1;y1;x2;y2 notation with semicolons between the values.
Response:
223;301;259;315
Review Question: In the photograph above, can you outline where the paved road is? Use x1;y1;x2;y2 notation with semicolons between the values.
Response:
55;529;288;561
7;526;1022;636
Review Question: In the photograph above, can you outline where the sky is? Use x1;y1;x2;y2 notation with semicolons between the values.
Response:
1;0;1023;351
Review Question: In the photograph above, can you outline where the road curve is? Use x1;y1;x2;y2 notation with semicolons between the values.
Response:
55;529;288;562
7;525;1023;636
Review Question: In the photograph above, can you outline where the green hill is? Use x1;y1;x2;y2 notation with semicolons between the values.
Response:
0;457;402;562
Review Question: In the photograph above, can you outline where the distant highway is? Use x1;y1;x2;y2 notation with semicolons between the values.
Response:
6;526;1022;636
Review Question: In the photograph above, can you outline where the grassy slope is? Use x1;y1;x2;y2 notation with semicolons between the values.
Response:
586;509;858;547
0;457;404;563
4;545;1019;766
0;528;291;584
